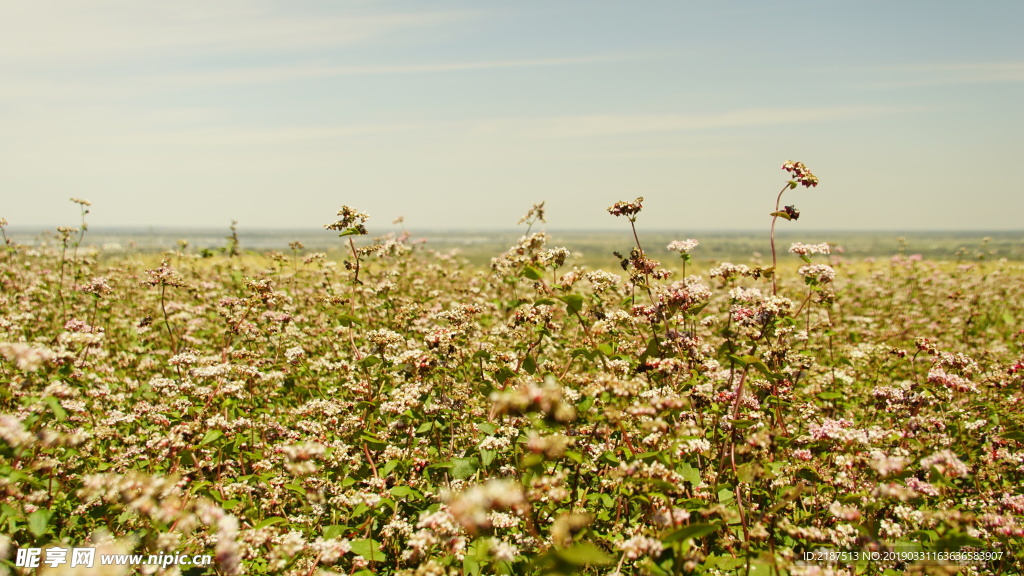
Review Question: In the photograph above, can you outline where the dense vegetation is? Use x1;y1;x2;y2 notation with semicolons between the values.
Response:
2;181;1023;575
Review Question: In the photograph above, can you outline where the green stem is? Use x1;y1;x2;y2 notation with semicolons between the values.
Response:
770;183;789;296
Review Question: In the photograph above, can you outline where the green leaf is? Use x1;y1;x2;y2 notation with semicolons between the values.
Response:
44;396;67;421
390;486;423;499
934;534;986;550
770;210;794;221
736;462;758;483
415;422;434;434
560;294;584;316
678;461;701;485
638;338;660;364
28;509;51;537
1001;430;1024;443
464;554;482;576
534;298;557;306
480;448;497;467
494;367;516;385
705;555;746;570
521;453;544;468
379;460;400;477
359;355;381;367
717;488;735;506
349;539;384;561
727;354;748;367
665;523;719;543
818;392;844;401
795;467;821;483
323;525;348;540
749;360;774;379
337;314;362;327
450;457;479;480
554;542;613;566
909;529;939;542
284;483;306;496
523;354;538;375
198;430;223;447
522;266;544;280
360;432;386;444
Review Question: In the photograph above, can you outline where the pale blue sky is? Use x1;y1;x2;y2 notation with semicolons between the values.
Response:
2;1;1022;231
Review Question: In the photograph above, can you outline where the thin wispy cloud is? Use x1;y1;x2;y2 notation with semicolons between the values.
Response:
133;55;646;88
860;62;1024;89
0;54;644;104
0;2;470;64
474;106;904;139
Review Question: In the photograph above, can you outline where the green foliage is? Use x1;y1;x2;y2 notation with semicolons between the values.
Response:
0;199;1022;576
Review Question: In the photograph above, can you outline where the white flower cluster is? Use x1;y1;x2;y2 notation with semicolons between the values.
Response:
446;479;527;534
920;449;970;478
666;239;699;253
867;450;910;477
616;534;664;560
709;262;751;280
788;242;831;256
797;263;836;283
658;276;712;312
728;286;762;303
0;342;54;371
584;270;621;293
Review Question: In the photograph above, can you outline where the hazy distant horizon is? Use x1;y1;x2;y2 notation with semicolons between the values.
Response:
6;224;1024;235
6;225;1021;262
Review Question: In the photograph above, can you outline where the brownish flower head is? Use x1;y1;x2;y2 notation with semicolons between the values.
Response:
517;201;547;225
781;161;819;188
607;197;644;218
141;260;187;288
324;206;369;235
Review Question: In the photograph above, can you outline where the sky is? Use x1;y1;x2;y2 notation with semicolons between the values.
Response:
2;0;1022;232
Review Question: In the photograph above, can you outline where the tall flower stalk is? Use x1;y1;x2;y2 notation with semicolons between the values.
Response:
141;260;188;355
325;206;369;285
769;161;818;295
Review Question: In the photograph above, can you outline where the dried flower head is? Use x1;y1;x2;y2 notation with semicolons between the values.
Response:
325;206;369;236
78;277;114;297
70;197;92;207
781;161;818;188
517;202;547;225
607;197;644;218
141;260;188;288
778;203;802;219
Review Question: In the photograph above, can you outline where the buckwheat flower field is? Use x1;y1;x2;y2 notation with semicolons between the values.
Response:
2;172;1024;575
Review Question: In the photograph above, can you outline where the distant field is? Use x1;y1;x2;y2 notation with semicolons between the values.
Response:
7;228;1022;268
